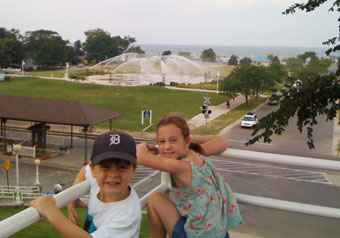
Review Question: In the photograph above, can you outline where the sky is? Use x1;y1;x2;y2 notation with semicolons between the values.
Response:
1;0;338;47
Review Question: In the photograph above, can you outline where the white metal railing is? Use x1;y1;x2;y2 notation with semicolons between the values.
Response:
0;191;15;202
0;185;40;194
221;148;340;171
1;149;340;237
20;145;36;158
0;181;91;238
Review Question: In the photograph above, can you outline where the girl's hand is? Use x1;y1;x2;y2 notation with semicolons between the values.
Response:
30;195;57;218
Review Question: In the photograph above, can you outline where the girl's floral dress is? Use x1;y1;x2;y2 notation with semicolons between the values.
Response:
170;156;243;237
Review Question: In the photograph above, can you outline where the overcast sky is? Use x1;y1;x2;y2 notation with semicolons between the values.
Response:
1;0;338;47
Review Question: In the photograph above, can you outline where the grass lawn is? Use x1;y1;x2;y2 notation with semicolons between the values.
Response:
0;77;227;132
193;97;267;135
0;207;150;237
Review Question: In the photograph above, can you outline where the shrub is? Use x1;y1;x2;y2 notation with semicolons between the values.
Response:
153;82;165;86
170;81;178;86
4;76;10;81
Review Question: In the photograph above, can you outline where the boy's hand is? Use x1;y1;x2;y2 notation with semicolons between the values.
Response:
146;144;159;154
67;199;87;226
137;143;149;154
30;195;57;218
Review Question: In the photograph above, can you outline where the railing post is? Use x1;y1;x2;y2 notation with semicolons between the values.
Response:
161;171;171;187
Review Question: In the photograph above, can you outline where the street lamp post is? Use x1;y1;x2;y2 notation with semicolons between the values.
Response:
34;159;41;186
141;69;144;83
13;144;23;205
216;71;220;93
21;60;25;76
65;62;70;80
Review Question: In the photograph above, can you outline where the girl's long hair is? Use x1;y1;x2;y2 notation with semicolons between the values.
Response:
157;115;204;154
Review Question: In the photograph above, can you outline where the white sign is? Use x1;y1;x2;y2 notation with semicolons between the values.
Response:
141;110;152;125
0;73;4;82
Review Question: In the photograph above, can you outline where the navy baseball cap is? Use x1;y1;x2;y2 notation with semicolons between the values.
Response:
91;131;137;166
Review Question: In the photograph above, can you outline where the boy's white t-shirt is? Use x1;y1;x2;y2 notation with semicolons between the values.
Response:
85;165;141;238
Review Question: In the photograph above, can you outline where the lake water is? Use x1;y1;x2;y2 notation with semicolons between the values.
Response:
140;44;334;59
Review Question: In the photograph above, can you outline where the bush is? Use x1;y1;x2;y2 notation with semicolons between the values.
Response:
170;81;178;86
4;76;10;81
153;82;165;86
25;66;34;72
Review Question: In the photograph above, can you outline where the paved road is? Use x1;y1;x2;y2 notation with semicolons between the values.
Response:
211;155;340;238
223;103;336;159
218;102;340;237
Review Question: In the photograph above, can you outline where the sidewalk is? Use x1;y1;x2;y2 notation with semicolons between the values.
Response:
188;95;246;130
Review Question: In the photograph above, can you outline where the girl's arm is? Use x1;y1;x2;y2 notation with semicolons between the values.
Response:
191;135;228;156
137;143;190;175
31;196;92;238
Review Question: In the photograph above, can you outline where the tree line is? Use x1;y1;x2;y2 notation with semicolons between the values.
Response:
246;0;340;149
219;51;333;106
0;27;144;69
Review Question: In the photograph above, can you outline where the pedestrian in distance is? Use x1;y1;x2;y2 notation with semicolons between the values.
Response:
31;131;142;238
137;115;242;238
53;181;63;194
226;100;230;108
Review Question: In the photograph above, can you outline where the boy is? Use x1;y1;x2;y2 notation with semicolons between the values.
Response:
31;131;142;238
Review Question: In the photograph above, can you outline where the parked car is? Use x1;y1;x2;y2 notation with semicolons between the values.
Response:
268;93;279;106
241;111;258;128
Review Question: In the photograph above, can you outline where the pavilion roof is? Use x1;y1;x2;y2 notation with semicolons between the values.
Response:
0;95;122;126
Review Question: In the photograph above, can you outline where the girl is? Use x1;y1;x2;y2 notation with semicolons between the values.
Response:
137;115;242;238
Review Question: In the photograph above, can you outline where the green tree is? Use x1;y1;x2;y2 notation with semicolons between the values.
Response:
228;55;238;66
283;1;340;55
73;40;83;56
220;65;274;105
200;48;216;62
285;57;304;78
239;57;252;66
83;29;121;62
120;35;136;52
267;64;286;88
297;51;317;61
83;29;137;62
126;45;145;54
267;54;275;61
162;50;172;56
66;45;78;65
0;28;24;68
271;56;280;65
248;0;340;149
23;30;69;68
179;51;191;59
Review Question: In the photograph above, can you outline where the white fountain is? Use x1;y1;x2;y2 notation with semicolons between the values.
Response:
88;53;210;86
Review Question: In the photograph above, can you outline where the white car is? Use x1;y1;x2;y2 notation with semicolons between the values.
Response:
241;112;258;128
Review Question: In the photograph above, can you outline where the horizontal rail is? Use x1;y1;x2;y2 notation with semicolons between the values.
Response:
0;180;90;238
221;148;340;172
235;193;340;219
1;149;340;237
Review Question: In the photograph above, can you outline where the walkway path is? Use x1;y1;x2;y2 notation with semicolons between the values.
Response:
188;95;246;129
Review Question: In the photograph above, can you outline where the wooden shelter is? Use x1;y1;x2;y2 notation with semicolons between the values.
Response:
0;95;122;162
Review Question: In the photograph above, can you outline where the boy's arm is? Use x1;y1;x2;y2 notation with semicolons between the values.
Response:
191;135;228;156
67;166;88;226
137;143;190;175
31;196;92;238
